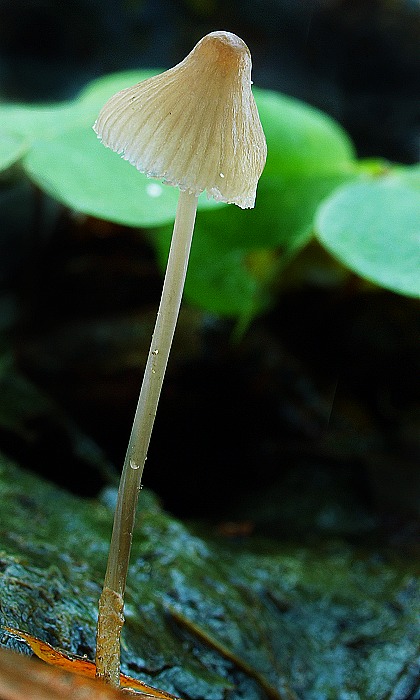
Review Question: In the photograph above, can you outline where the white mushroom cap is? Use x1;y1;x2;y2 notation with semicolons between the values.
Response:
93;31;267;209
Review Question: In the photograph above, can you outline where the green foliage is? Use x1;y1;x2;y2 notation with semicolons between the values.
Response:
315;176;420;298
0;70;419;318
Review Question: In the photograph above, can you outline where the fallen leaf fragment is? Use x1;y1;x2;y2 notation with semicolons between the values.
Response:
2;627;181;700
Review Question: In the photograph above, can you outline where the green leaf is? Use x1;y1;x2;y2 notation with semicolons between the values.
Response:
315;179;420;297
254;88;356;177
0;132;27;172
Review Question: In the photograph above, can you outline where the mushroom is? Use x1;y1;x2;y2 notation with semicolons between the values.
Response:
93;30;266;686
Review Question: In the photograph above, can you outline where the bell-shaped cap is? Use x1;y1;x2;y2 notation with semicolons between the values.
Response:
94;31;266;209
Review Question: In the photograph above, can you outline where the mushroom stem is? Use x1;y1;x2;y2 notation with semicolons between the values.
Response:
95;190;198;686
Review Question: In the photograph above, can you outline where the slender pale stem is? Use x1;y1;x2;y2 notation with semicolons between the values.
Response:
95;190;198;686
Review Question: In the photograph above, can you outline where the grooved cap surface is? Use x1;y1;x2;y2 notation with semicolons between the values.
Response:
94;31;267;209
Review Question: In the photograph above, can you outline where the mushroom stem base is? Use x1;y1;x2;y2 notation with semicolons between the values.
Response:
95;587;124;686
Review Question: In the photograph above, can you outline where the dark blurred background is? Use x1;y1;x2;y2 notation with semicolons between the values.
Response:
0;0;419;535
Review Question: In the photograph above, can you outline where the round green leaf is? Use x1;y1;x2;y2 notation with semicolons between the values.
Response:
315;179;420;297
254;88;356;177
0;132;27;172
